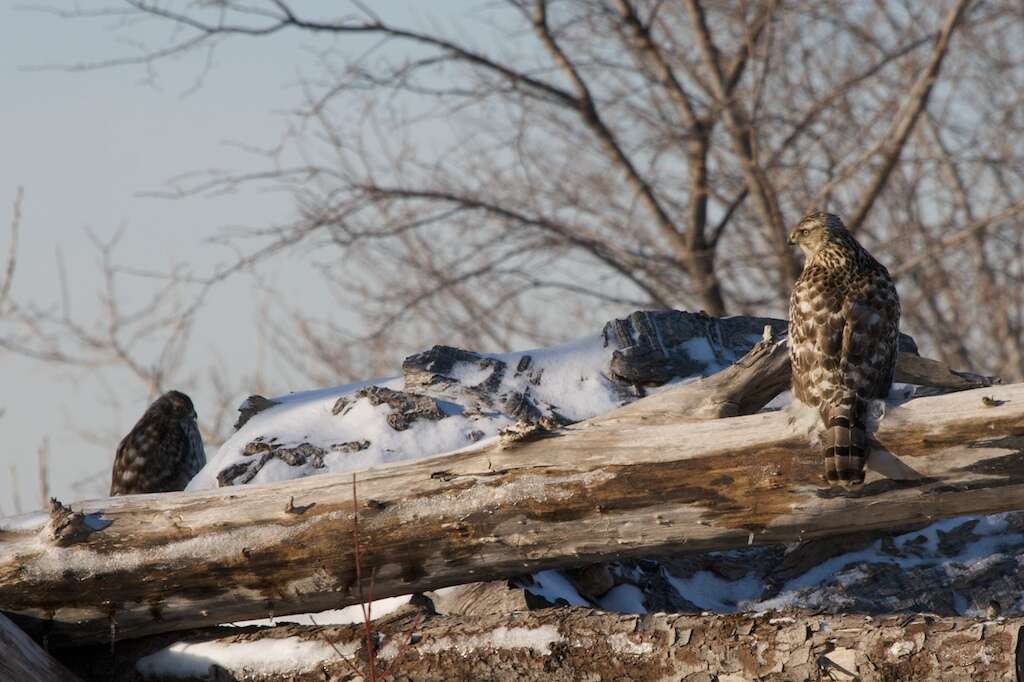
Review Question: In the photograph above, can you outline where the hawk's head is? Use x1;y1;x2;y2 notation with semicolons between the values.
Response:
156;390;198;421
788;211;846;258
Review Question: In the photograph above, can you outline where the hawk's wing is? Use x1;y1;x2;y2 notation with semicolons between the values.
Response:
839;273;900;400
110;412;200;495
789;266;846;409
819;271;899;483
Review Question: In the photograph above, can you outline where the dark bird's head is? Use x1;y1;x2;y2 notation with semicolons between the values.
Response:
158;390;198;420
788;211;847;258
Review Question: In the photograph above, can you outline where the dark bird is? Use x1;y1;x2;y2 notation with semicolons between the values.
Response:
110;390;205;495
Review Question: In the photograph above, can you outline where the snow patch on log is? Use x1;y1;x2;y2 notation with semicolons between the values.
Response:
191;312;775;491
135;636;343;678
0;511;47;533
393;624;562;658
233;595;412;627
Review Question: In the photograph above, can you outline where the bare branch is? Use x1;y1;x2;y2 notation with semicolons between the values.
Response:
0;188;22;313
890;202;1024;279
683;0;799;291
847;0;973;232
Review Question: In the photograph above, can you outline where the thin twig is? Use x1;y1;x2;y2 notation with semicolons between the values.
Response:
37;437;49;509
0;187;22;311
8;464;22;516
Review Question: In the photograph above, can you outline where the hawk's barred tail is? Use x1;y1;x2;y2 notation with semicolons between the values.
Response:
823;396;867;485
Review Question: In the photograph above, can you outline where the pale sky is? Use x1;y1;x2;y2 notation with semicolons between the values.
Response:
0;1;479;512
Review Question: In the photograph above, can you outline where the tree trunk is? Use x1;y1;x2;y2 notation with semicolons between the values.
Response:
62;607;1024;681
0;338;1020;645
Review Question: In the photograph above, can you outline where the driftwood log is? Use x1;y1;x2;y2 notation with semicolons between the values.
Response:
0;326;1020;646
63;608;1024;681
0;613;81;682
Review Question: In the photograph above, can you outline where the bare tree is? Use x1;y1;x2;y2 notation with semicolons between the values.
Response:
16;0;1024;415
0;194;270;495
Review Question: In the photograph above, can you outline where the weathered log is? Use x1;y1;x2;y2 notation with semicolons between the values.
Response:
602;334;792;423
605;311;790;387
62;608;1024;681
590;336;995;426
601;309;994;394
895;352;1001;394
1;357;1022;646
0;613;81;681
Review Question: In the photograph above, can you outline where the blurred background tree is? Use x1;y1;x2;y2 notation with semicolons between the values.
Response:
3;0;1022;502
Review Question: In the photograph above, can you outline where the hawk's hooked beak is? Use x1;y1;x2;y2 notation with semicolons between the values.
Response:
787;232;797;245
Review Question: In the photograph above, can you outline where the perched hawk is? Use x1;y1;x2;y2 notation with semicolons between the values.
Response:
110;390;205;495
787;212;900;485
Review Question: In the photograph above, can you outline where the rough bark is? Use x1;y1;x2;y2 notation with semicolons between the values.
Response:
0;613;81;682
63;607;1024;681
1;355;1021;645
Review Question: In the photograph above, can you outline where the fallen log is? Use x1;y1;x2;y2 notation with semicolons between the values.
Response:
1;348;1021;647
0;613;81;682
62;608;1024;681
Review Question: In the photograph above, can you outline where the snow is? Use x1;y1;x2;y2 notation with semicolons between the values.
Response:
403;624;561;658
135;636;343;678
525;570;590;607
189;320;771;495
667;570;764;613
887;640;915;658
952;591;971;615
753;514;1023;613
681;337;718;368
512;335;632;421
598;584;647;614
232;595;412;627
188;334;634;491
0;511;47;532
761;389;792;412
606;631;655;655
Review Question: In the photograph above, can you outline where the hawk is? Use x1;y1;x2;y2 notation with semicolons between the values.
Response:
787;212;900;485
110;390;205;495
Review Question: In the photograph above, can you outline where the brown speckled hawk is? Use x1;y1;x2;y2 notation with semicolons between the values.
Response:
788;212;900;485
110;390;205;495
